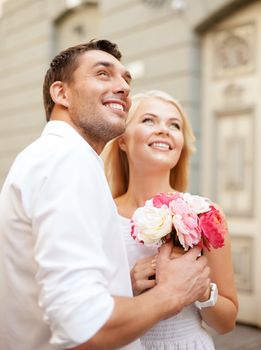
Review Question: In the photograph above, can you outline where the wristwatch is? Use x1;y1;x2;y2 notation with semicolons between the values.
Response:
195;283;218;310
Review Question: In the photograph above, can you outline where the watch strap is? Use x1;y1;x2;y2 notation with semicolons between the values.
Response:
195;283;218;310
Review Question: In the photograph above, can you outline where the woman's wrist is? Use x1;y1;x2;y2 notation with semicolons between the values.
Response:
195;283;218;309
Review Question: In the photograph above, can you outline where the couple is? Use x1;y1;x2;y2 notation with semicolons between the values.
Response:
0;40;238;350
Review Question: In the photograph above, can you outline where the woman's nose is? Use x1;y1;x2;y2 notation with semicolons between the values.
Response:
155;123;169;135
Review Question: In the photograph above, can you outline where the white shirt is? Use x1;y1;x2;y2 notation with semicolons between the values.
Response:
0;121;141;350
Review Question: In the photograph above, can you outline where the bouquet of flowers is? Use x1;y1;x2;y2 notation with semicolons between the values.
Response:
131;192;226;251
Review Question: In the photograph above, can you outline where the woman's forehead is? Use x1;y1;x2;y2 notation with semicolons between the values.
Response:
134;97;182;119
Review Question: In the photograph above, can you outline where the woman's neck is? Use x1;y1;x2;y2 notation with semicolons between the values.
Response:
116;168;173;218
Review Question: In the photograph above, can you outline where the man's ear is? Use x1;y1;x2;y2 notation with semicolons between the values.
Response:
49;81;69;108
118;136;127;152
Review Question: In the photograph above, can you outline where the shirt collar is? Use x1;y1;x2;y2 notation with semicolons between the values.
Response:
41;120;103;165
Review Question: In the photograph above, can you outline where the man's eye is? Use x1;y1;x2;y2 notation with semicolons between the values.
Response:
98;71;109;77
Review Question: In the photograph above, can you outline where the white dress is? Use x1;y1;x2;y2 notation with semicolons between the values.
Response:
118;215;215;350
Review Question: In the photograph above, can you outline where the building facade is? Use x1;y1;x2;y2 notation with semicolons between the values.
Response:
0;0;260;327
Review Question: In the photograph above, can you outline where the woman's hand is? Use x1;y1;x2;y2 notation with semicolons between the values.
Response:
130;255;157;296
131;245;186;296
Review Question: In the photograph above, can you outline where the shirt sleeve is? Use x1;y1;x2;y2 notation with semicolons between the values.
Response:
27;144;115;348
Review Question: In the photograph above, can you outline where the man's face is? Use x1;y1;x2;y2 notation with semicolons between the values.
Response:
65;50;132;153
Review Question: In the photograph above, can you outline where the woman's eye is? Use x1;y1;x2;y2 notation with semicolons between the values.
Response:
142;118;154;125
169;123;181;130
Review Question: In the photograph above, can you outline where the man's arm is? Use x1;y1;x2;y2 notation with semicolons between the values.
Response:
71;244;210;350
29;142;209;350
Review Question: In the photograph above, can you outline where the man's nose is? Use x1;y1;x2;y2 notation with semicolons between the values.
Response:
113;76;130;96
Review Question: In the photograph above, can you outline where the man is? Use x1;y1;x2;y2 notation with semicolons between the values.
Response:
0;40;210;350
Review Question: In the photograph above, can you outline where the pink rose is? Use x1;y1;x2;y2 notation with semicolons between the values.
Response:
169;198;201;250
182;193;211;214
199;205;226;250
153;192;181;208
173;215;202;250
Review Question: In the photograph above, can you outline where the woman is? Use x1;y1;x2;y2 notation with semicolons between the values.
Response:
102;90;238;349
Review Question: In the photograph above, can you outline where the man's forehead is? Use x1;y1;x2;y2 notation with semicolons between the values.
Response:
81;49;124;69
78;49;131;81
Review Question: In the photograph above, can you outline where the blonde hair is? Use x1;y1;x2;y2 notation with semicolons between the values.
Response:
102;90;196;198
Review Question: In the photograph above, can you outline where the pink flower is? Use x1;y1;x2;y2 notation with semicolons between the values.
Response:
182;193;211;214
199;205;226;251
152;192;181;208
130;192;227;252
169;198;201;250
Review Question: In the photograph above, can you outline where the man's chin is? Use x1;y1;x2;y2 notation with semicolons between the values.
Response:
107;121;126;140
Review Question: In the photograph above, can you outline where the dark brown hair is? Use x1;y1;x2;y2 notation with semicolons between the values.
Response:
43;39;122;121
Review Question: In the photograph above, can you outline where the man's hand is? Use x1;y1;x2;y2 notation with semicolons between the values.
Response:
155;242;210;318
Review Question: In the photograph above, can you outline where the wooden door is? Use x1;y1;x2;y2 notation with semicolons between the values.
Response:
201;0;261;327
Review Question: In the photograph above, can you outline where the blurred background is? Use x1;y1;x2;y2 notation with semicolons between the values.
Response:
0;0;260;347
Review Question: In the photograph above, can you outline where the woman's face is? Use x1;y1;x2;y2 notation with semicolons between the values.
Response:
120;97;184;172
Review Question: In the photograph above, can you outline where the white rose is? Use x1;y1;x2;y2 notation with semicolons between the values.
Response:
182;193;210;214
132;203;172;245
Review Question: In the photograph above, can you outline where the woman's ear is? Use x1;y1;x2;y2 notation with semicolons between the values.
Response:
49;81;69;108
118;136;127;152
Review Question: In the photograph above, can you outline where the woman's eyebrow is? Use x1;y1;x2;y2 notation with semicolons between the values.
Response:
168;117;182;122
141;113;157;117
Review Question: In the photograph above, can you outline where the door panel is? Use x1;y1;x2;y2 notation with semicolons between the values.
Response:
201;0;261;326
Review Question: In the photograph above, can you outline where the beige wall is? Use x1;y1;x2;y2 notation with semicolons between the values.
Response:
0;0;51;184
0;0;254;190
0;0;100;187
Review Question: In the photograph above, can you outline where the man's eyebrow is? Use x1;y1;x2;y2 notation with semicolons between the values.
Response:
92;61;113;69
92;61;132;82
